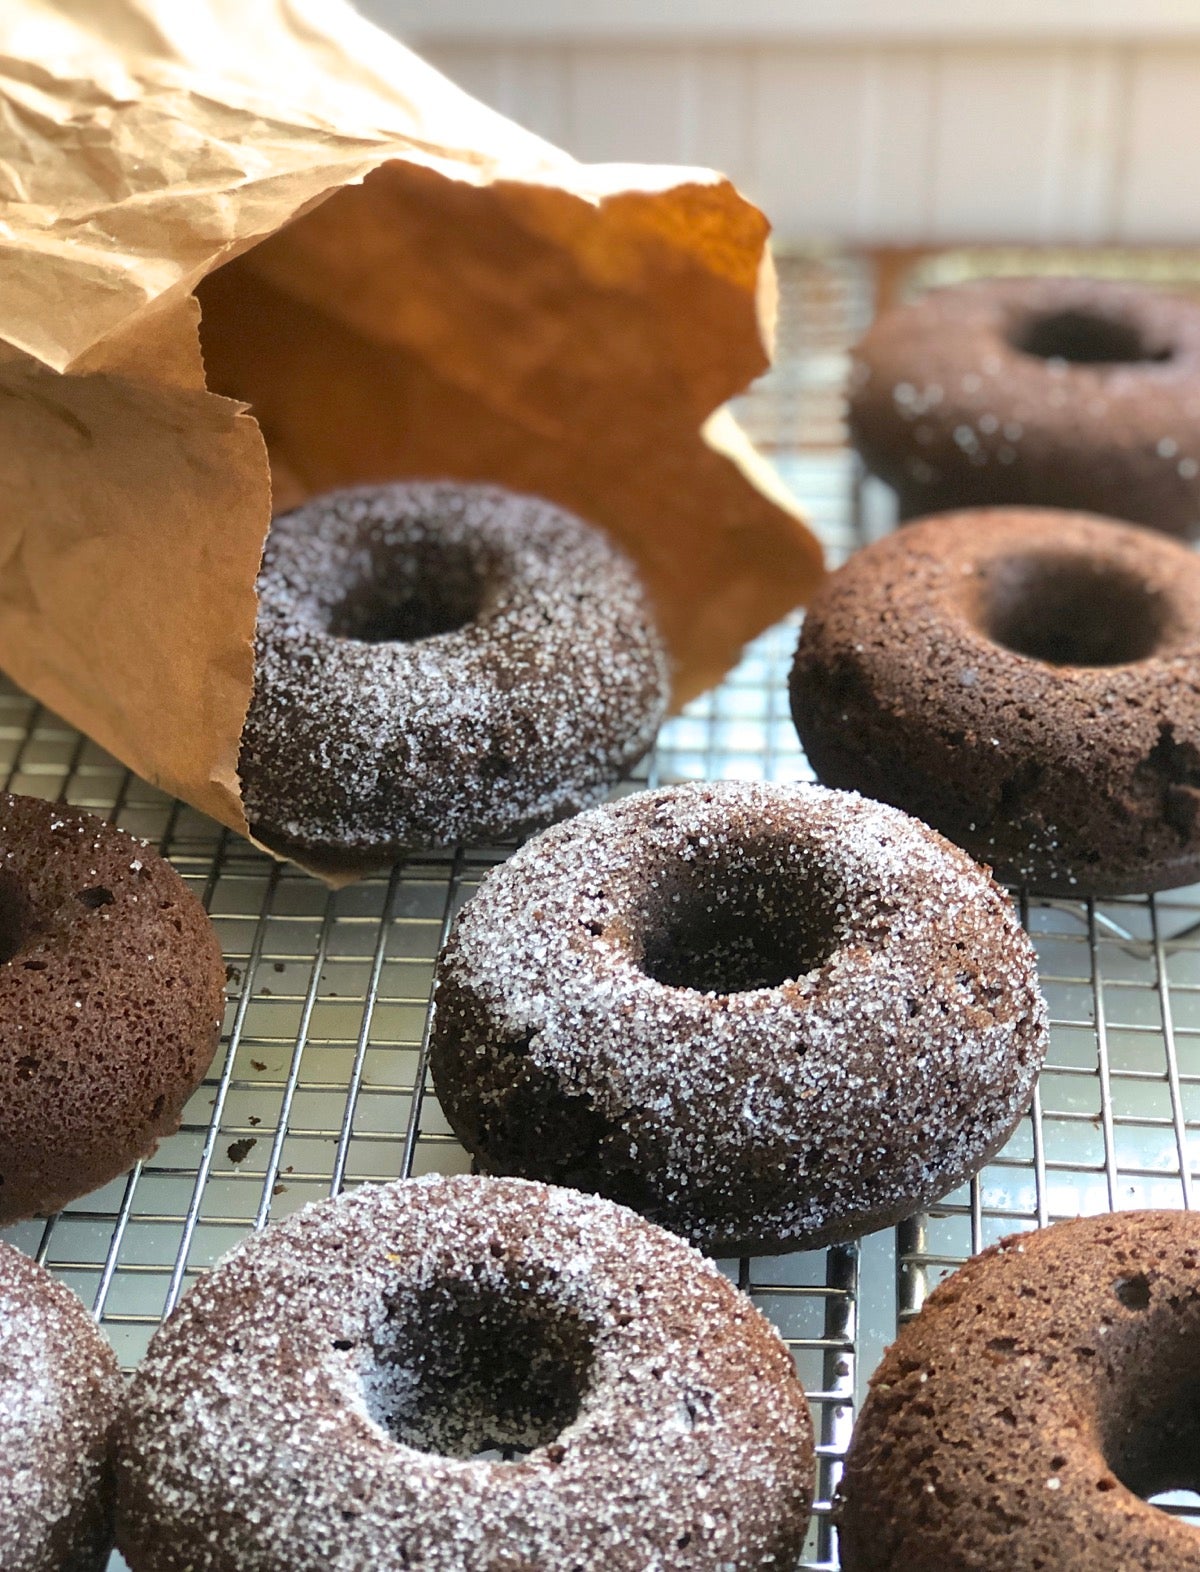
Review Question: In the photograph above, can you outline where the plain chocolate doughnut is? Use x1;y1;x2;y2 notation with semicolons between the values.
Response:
790;508;1200;895
0;793;226;1221
836;1210;1200;1570
850;276;1200;535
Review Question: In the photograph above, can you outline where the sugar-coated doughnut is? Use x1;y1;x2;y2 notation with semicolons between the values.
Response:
0;1240;122;1572
116;1174;815;1571
239;482;670;855
431;782;1048;1255
850;276;1200;536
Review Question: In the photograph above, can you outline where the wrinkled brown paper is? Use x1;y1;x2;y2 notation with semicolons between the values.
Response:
0;0;823;870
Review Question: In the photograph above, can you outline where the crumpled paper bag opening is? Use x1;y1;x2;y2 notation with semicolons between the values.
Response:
0;0;823;879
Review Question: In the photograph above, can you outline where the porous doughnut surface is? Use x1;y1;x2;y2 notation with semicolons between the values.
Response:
849;275;1200;535
0;1240;122;1572
0;792;226;1222
240;482;670;854
430;782;1047;1255
836;1210;1200;1570
790;509;1200;895
115;1174;815;1572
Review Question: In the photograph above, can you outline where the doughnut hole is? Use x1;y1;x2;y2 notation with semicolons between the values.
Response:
0;867;30;965
357;1273;595;1460
326;537;484;644
1107;1378;1200;1519
639;840;845;994
1095;1283;1200;1522
980;553;1169;667
1011;307;1173;366
1147;1488;1200;1524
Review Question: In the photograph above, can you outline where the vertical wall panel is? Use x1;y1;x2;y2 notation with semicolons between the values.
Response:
929;48;1073;241
751;48;871;239
856;49;938;242
1055;45;1124;241
495;47;572;149
1118;46;1200;240
563;49;689;165
416;44;506;115
681;48;757;191
1035;50;1076;237
407;32;1195;245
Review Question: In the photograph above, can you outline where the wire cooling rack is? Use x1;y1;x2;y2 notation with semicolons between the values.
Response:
4;252;1200;1571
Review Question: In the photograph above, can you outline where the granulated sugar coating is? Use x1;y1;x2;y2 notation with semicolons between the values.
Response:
0;1239;121;1572
239;482;670;855
430;782;1048;1256
115;1174;815;1572
0;793;226;1223
849;275;1200;536
836;1210;1200;1570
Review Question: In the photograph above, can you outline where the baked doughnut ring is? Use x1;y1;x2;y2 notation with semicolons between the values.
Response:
836;1210;1200;1571
0;793;226;1222
0;1240;122;1572
116;1175;815;1571
430;781;1047;1255
239;482;670;855
849;276;1200;535
790;509;1200;895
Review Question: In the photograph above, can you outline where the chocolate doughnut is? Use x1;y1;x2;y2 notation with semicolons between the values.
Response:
790;509;1200;895
849;276;1200;535
0;1240;122;1572
239;482;670;855
430;781;1048;1255
116;1174;814;1571
0;792;226;1221
836;1210;1200;1570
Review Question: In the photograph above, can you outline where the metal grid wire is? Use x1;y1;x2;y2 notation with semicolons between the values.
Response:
3;252;1199;1570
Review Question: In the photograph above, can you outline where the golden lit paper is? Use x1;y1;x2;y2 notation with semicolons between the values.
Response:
0;0;823;866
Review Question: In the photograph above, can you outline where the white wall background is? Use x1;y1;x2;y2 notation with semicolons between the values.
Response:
359;0;1200;245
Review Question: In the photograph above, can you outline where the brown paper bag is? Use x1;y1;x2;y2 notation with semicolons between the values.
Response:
0;0;823;875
